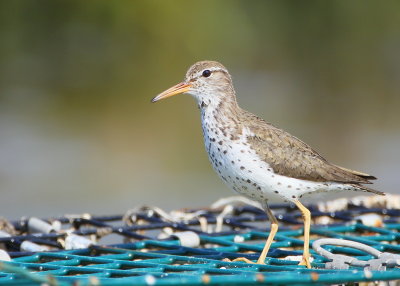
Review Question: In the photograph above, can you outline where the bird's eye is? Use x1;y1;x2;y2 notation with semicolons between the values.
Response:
202;69;211;77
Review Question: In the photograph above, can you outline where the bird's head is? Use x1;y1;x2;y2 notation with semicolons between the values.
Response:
152;61;236;107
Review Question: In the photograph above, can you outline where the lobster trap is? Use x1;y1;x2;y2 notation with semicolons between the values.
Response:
0;195;400;285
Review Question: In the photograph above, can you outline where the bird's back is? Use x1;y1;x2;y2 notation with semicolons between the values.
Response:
237;109;383;195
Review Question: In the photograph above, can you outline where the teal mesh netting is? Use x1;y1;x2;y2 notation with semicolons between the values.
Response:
0;196;399;285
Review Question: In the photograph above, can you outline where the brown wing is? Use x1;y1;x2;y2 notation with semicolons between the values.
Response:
243;112;375;184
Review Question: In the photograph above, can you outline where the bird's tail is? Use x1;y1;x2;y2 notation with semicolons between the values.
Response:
351;184;385;196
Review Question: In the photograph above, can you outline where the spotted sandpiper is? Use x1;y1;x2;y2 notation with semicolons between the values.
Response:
152;61;384;268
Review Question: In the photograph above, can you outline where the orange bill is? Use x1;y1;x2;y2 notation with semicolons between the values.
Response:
152;82;192;103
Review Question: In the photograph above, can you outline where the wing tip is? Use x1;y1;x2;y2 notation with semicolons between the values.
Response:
334;165;377;182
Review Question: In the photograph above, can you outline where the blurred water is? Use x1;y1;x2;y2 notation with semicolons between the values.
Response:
0;71;398;218
0;1;399;218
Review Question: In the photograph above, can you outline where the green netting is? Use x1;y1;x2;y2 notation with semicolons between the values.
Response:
0;197;400;285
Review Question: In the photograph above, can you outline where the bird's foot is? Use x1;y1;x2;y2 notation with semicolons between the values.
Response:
298;255;311;269
223;257;265;264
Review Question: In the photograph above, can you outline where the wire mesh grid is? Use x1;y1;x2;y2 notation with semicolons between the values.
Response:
1;195;400;285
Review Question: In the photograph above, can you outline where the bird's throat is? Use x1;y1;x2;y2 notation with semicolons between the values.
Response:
200;96;242;143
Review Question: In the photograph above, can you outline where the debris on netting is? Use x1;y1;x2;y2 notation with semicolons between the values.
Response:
0;195;400;285
317;193;400;212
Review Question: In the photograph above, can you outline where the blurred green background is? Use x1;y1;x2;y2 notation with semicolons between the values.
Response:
0;1;399;217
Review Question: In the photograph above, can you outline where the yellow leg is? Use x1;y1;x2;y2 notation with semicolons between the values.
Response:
256;203;278;264
294;200;312;268
233;202;278;264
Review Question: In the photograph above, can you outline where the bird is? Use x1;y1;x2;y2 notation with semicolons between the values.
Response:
151;61;384;268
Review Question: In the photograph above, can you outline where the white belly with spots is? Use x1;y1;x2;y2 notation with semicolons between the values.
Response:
202;121;349;203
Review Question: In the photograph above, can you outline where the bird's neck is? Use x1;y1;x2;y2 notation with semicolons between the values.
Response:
199;92;242;136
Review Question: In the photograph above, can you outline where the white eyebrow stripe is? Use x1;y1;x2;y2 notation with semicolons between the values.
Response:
194;67;225;78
